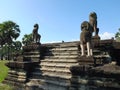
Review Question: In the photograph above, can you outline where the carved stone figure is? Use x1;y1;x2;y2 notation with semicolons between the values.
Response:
32;24;41;43
80;21;93;56
89;12;99;36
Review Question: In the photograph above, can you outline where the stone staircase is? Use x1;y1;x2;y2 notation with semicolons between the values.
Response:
26;42;80;90
3;39;120;90
26;41;108;90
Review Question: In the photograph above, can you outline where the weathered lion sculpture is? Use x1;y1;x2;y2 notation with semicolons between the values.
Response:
80;21;93;56
89;12;99;36
32;24;41;43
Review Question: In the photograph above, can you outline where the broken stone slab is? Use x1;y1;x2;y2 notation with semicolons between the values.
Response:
89;64;120;79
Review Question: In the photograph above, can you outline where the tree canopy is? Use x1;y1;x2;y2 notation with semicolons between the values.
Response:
22;33;32;46
0;21;20;46
0;21;21;60
115;28;120;42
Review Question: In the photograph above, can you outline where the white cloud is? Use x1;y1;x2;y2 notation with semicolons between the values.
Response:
99;32;115;40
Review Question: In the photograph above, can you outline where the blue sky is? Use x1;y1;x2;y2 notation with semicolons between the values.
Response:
0;0;120;43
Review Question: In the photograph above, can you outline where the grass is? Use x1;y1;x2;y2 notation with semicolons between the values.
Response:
0;60;9;82
0;60;13;90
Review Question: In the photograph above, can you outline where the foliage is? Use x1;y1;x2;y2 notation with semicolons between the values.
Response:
22;33;33;46
0;60;9;82
0;21;21;60
115;28;120;42
12;41;22;51
0;21;20;45
0;41;22;60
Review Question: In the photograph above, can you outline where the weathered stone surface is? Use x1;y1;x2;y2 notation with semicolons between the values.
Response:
6;61;38;70
70;65;92;76
78;56;95;65
3;43;43;90
89;64;120;78
23;43;41;51
3;39;120;90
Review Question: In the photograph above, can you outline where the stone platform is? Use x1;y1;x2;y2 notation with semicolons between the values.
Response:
3;39;120;90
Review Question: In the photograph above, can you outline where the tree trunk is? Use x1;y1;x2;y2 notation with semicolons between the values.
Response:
1;45;3;60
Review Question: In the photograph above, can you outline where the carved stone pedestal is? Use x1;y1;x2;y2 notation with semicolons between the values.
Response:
70;57;94;90
70;56;120;90
78;56;95;65
92;35;100;47
23;43;41;62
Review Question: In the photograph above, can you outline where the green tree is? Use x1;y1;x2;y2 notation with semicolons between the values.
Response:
22;33;32;46
8;41;22;60
0;41;22;60
0;21;20;60
0;21;20;44
115;28;120;42
13;41;22;51
0;44;8;60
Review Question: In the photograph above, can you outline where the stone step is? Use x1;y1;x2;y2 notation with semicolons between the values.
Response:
40;62;78;68
28;78;71;87
40;67;71;73
34;67;71;74
3;80;25;87
32;71;72;80
59;43;78;48
46;42;79;48
44;55;78;59
31;72;71;80
24;55;40;58
23;51;40;55
34;66;70;73
48;45;78;48
46;48;100;54
8;70;27;76
45;51;78;56
8;74;26;79
26;80;45;90
48;47;78;52
5;76;26;83
41;59;78;63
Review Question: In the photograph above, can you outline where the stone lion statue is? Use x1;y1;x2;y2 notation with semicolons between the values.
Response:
89;12;99;36
80;21;93;56
32;24;41;43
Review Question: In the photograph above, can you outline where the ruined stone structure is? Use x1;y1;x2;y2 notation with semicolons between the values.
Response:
3;43;42;90
2;13;120;90
2;39;120;90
